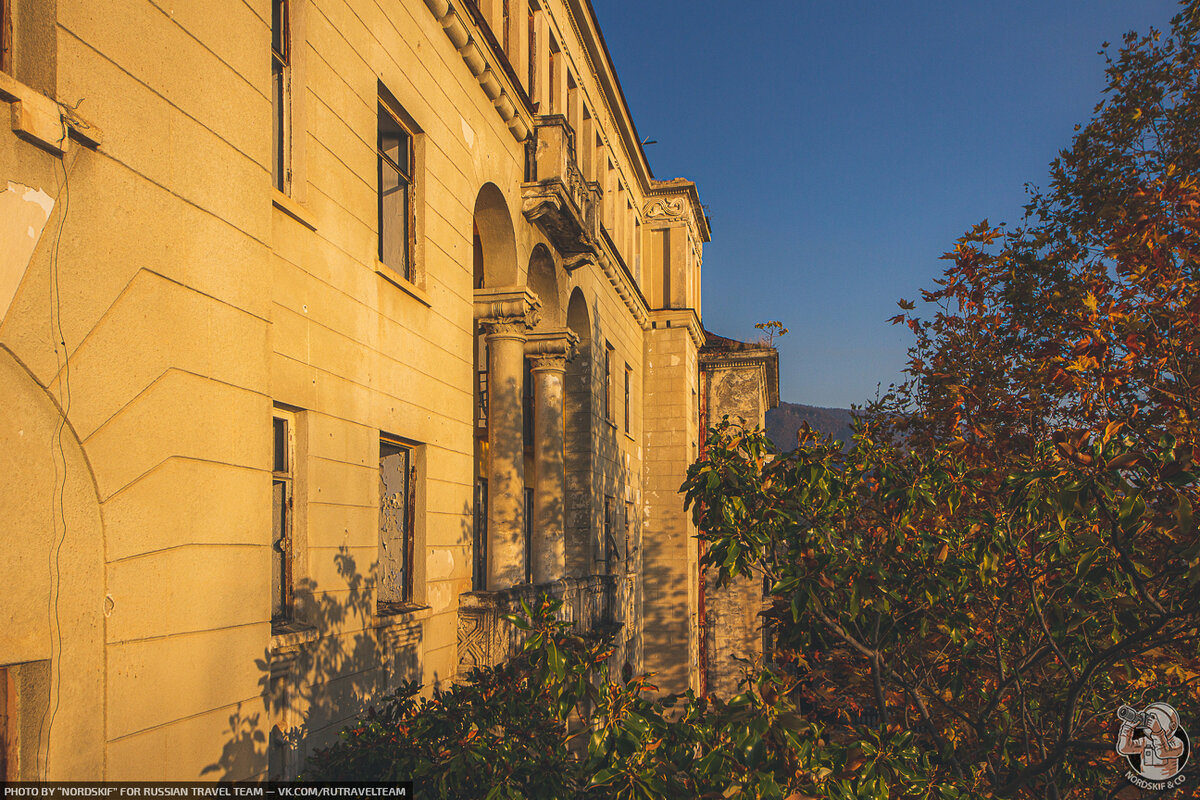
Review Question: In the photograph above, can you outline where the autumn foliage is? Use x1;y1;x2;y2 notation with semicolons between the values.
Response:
685;3;1200;797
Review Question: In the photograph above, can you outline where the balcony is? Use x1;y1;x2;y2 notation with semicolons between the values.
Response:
522;116;601;257
457;574;617;675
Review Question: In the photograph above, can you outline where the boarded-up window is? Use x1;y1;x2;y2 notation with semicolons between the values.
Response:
379;437;415;605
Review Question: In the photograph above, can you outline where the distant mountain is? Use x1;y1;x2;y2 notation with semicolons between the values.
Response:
765;402;856;451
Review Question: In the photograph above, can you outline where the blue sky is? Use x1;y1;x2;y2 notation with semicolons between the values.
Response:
590;0;1181;408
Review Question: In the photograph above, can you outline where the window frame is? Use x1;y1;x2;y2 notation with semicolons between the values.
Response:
604;341;615;424
378;434;418;610
271;0;292;194
271;410;295;624
1;667;12;781
623;362;632;433
377;98;417;282
0;0;11;75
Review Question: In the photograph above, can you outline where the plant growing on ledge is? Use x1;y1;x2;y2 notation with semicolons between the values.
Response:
755;320;789;348
684;3;1200;796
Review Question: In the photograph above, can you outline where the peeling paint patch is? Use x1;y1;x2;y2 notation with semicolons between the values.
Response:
428;549;455;581
1;182;56;326
428;582;452;614
460;116;475;148
17;183;55;218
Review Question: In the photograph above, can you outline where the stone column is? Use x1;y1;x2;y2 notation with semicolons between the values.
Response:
526;330;578;584
475;288;541;590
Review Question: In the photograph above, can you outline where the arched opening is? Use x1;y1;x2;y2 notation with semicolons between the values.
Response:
471;183;519;589
564;288;593;577
472;183;518;288
525;244;560;328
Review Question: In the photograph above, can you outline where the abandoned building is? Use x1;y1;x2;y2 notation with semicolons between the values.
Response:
0;0;778;780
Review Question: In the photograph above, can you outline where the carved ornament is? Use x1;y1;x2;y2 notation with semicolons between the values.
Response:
474;287;542;332
526;329;579;371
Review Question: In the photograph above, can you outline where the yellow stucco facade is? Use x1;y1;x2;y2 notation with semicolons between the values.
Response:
0;0;767;779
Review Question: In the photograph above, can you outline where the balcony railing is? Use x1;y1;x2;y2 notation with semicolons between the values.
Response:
522;116;601;255
457;574;617;675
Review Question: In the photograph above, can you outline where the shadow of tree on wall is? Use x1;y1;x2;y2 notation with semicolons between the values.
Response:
201;547;426;781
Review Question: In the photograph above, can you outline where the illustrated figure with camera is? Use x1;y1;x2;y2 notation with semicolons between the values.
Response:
1115;702;1187;782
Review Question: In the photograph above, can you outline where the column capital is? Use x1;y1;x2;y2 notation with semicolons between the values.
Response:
526;328;579;371
474;286;542;332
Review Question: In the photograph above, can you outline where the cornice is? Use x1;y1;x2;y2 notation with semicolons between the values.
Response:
644;180;711;244
421;0;534;142
647;308;704;349
595;226;649;329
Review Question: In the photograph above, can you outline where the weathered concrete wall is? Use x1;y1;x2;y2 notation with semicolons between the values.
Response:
699;341;777;697
641;314;702;695
0;0;729;777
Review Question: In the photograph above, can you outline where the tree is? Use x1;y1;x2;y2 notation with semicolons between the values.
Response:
685;4;1200;797
306;596;936;799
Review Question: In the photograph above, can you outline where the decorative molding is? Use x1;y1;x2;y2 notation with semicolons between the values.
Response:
644;191;706;245
421;0;532;142
474;286;542;332
562;252;594;273
644;197;686;220
526;329;579;371
647;308;705;348
456;576;616;676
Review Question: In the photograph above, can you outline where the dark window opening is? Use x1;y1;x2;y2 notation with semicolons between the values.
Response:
271;0;290;192
378;101;414;280
271;414;293;621
473;478;488;590
623;364;631;433
524;487;534;584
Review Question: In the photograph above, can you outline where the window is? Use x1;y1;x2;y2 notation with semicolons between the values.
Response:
548;36;559;113
501;0;510;55
603;341;615;423
524;487;534;583
271;412;294;622
602;496;618;573
473;478;488;590
0;661;48;781
271;0;291;192
378;98;415;280
624;500;635;562
526;2;536;98
523;356;534;448
1;667;11;781
379;436;416;607
623;363;632;433
0;0;10;75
